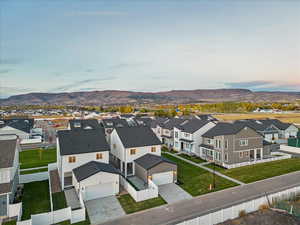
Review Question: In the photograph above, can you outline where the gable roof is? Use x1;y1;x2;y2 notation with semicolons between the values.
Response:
202;122;256;138
115;126;161;148
134;153;176;170
0;135;17;169
234;119;292;131
57;129;110;155
73;161;119;182
101;118;130;128
69;119;101;131
176;119;211;133
3;119;34;133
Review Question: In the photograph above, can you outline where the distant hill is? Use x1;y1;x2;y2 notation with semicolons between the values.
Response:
0;89;300;106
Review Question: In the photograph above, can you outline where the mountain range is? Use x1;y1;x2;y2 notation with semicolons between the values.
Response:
0;89;300;106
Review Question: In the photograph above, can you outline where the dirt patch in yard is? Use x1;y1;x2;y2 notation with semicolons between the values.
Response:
217;209;300;225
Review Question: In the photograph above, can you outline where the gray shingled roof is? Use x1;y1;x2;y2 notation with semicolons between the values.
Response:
0;137;17;169
69;119;101;131
134;154;176;170
57;129;110;155
73;161;120;182
3;119;34;133
115;126;161;148
202;122;252;138
101;118;130;128
176;119;211;133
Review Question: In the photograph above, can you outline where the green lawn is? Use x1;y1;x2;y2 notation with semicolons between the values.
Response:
162;153;238;196
20;167;48;175
52;192;67;210
20;148;57;169
178;153;206;163
117;194;166;214
2;220;16;225
22;180;51;220
205;158;300;183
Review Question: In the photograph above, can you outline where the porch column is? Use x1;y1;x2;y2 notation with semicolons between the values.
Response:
261;148;263;159
7;193;9;217
254;149;257;161
124;163;127;177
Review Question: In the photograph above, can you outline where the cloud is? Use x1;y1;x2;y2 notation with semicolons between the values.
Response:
51;76;116;92
0;58;22;65
67;11;127;16
0;69;12;74
0;86;35;98
225;80;300;92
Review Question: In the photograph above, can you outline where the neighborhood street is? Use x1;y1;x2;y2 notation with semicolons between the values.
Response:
100;170;300;225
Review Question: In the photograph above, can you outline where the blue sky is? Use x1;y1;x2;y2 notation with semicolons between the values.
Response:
0;0;299;97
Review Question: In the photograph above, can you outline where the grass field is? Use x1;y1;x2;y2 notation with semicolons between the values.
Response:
162;153;238;196
205;158;300;183
117;194;166;214
52;192;68;210
22;180;51;220
20;148;57;169
178;153;206;163
214;113;300;124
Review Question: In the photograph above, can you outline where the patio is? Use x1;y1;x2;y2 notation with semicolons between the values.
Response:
127;176;148;190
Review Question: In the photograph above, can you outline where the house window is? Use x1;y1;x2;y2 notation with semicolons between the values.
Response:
68;156;76;163
96;153;103;159
184;133;190;138
243;151;249;157
207;139;211;144
239;152;243;158
224;153;228;162
175;142;179;147
175;131;178;138
113;144;116;149
151;147;156;152
240;139;248;146
130;149;136;155
225;140;228;149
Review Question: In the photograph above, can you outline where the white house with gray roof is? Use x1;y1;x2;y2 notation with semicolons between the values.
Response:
110;126;177;186
57;128;112;191
173;119;216;155
0;135;20;219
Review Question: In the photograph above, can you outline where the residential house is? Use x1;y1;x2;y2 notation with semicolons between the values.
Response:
200;123;267;168
0;118;34;141
173;119;216;155
56;128;114;193
0;135;20;219
110;126;177;185
68;119;101;131
234;119;298;144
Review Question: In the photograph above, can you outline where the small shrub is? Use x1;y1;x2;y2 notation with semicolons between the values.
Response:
259;204;269;211
239;210;247;217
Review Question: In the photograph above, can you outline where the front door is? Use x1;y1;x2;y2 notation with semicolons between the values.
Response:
0;194;7;217
127;162;133;176
250;150;255;161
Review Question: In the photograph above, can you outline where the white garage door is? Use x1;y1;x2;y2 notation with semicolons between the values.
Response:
152;171;173;185
84;182;115;201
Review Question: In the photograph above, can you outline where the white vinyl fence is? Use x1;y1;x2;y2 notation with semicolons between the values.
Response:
16;163;86;225
120;176;158;202
222;152;291;169
9;202;22;220
280;145;300;154
19;172;49;183
175;186;300;225
17;207;85;225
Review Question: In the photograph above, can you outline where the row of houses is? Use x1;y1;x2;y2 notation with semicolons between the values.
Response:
100;115;298;168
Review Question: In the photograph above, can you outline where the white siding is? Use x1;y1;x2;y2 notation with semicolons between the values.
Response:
125;145;161;162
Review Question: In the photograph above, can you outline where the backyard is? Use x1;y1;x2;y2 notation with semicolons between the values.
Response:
117;194;166;214
205;158;300;183
162;153;238;196
20;148;57;169
52;191;68;210
21;180;51;220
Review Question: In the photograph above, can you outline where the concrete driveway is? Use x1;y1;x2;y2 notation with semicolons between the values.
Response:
158;183;192;204
85;196;125;225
